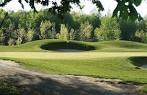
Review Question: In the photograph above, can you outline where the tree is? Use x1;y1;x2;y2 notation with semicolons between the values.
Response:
79;21;93;41
57;24;69;40
95;17;121;41
0;0;143;21
120;20;137;40
40;20;52;39
0;9;8;28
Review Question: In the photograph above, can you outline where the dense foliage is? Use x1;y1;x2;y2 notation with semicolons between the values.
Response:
0;0;143;21
95;17;121;41
0;9;147;45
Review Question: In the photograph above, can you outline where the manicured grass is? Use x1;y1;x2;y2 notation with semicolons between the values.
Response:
1;52;147;60
3;57;147;84
1;39;147;93
0;39;147;52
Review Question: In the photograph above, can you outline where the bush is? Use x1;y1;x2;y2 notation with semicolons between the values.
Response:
95;17;120;41
79;21;93;41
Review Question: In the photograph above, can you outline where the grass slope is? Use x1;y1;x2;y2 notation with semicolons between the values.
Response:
0;39;147;52
1;39;147;93
2;57;147;84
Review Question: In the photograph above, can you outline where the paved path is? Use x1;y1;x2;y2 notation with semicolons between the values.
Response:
0;60;142;95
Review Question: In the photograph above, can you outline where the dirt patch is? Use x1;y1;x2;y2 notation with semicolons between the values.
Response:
0;60;142;95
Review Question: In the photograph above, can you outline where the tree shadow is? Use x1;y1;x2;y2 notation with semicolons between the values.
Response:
0;73;139;95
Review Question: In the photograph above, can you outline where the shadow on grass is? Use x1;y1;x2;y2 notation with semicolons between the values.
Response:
0;80;20;95
129;57;147;67
0;73;139;95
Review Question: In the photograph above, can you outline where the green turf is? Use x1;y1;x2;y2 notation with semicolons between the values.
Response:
1;39;147;93
0;39;147;52
2;57;147;84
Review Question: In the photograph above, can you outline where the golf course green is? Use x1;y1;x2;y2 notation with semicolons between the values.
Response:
1;39;147;93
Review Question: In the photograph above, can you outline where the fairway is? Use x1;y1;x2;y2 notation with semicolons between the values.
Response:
1;52;147;60
1;2;147;94
1;40;147;94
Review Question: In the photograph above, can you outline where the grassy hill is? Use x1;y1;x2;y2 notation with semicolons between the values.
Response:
0;39;147;52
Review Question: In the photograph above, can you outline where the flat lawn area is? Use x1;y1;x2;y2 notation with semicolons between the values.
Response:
2;57;147;84
1;52;147;59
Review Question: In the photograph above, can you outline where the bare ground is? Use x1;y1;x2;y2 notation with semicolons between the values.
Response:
0;60;142;95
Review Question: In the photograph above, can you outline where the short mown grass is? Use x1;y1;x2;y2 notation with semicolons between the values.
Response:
0;39;147;52
1;39;147;94
2;57;147;84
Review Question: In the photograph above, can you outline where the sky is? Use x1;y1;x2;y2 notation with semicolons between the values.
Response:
1;0;147;17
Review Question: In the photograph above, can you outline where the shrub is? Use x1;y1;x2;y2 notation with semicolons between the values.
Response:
95;17;120;41
79;21;93;41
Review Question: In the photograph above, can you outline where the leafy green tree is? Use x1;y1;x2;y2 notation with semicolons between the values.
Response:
58;24;69;40
135;30;147;43
0;9;8;28
0;0;143;21
40;20;52;39
26;29;34;42
95;17;120;41
79;21;93;41
8;38;15;46
0;29;3;43
120;20;137;40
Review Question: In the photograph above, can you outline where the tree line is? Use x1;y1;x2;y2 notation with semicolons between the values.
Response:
0;9;147;45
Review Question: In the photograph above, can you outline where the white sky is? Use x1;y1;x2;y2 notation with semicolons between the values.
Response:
1;0;147;17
